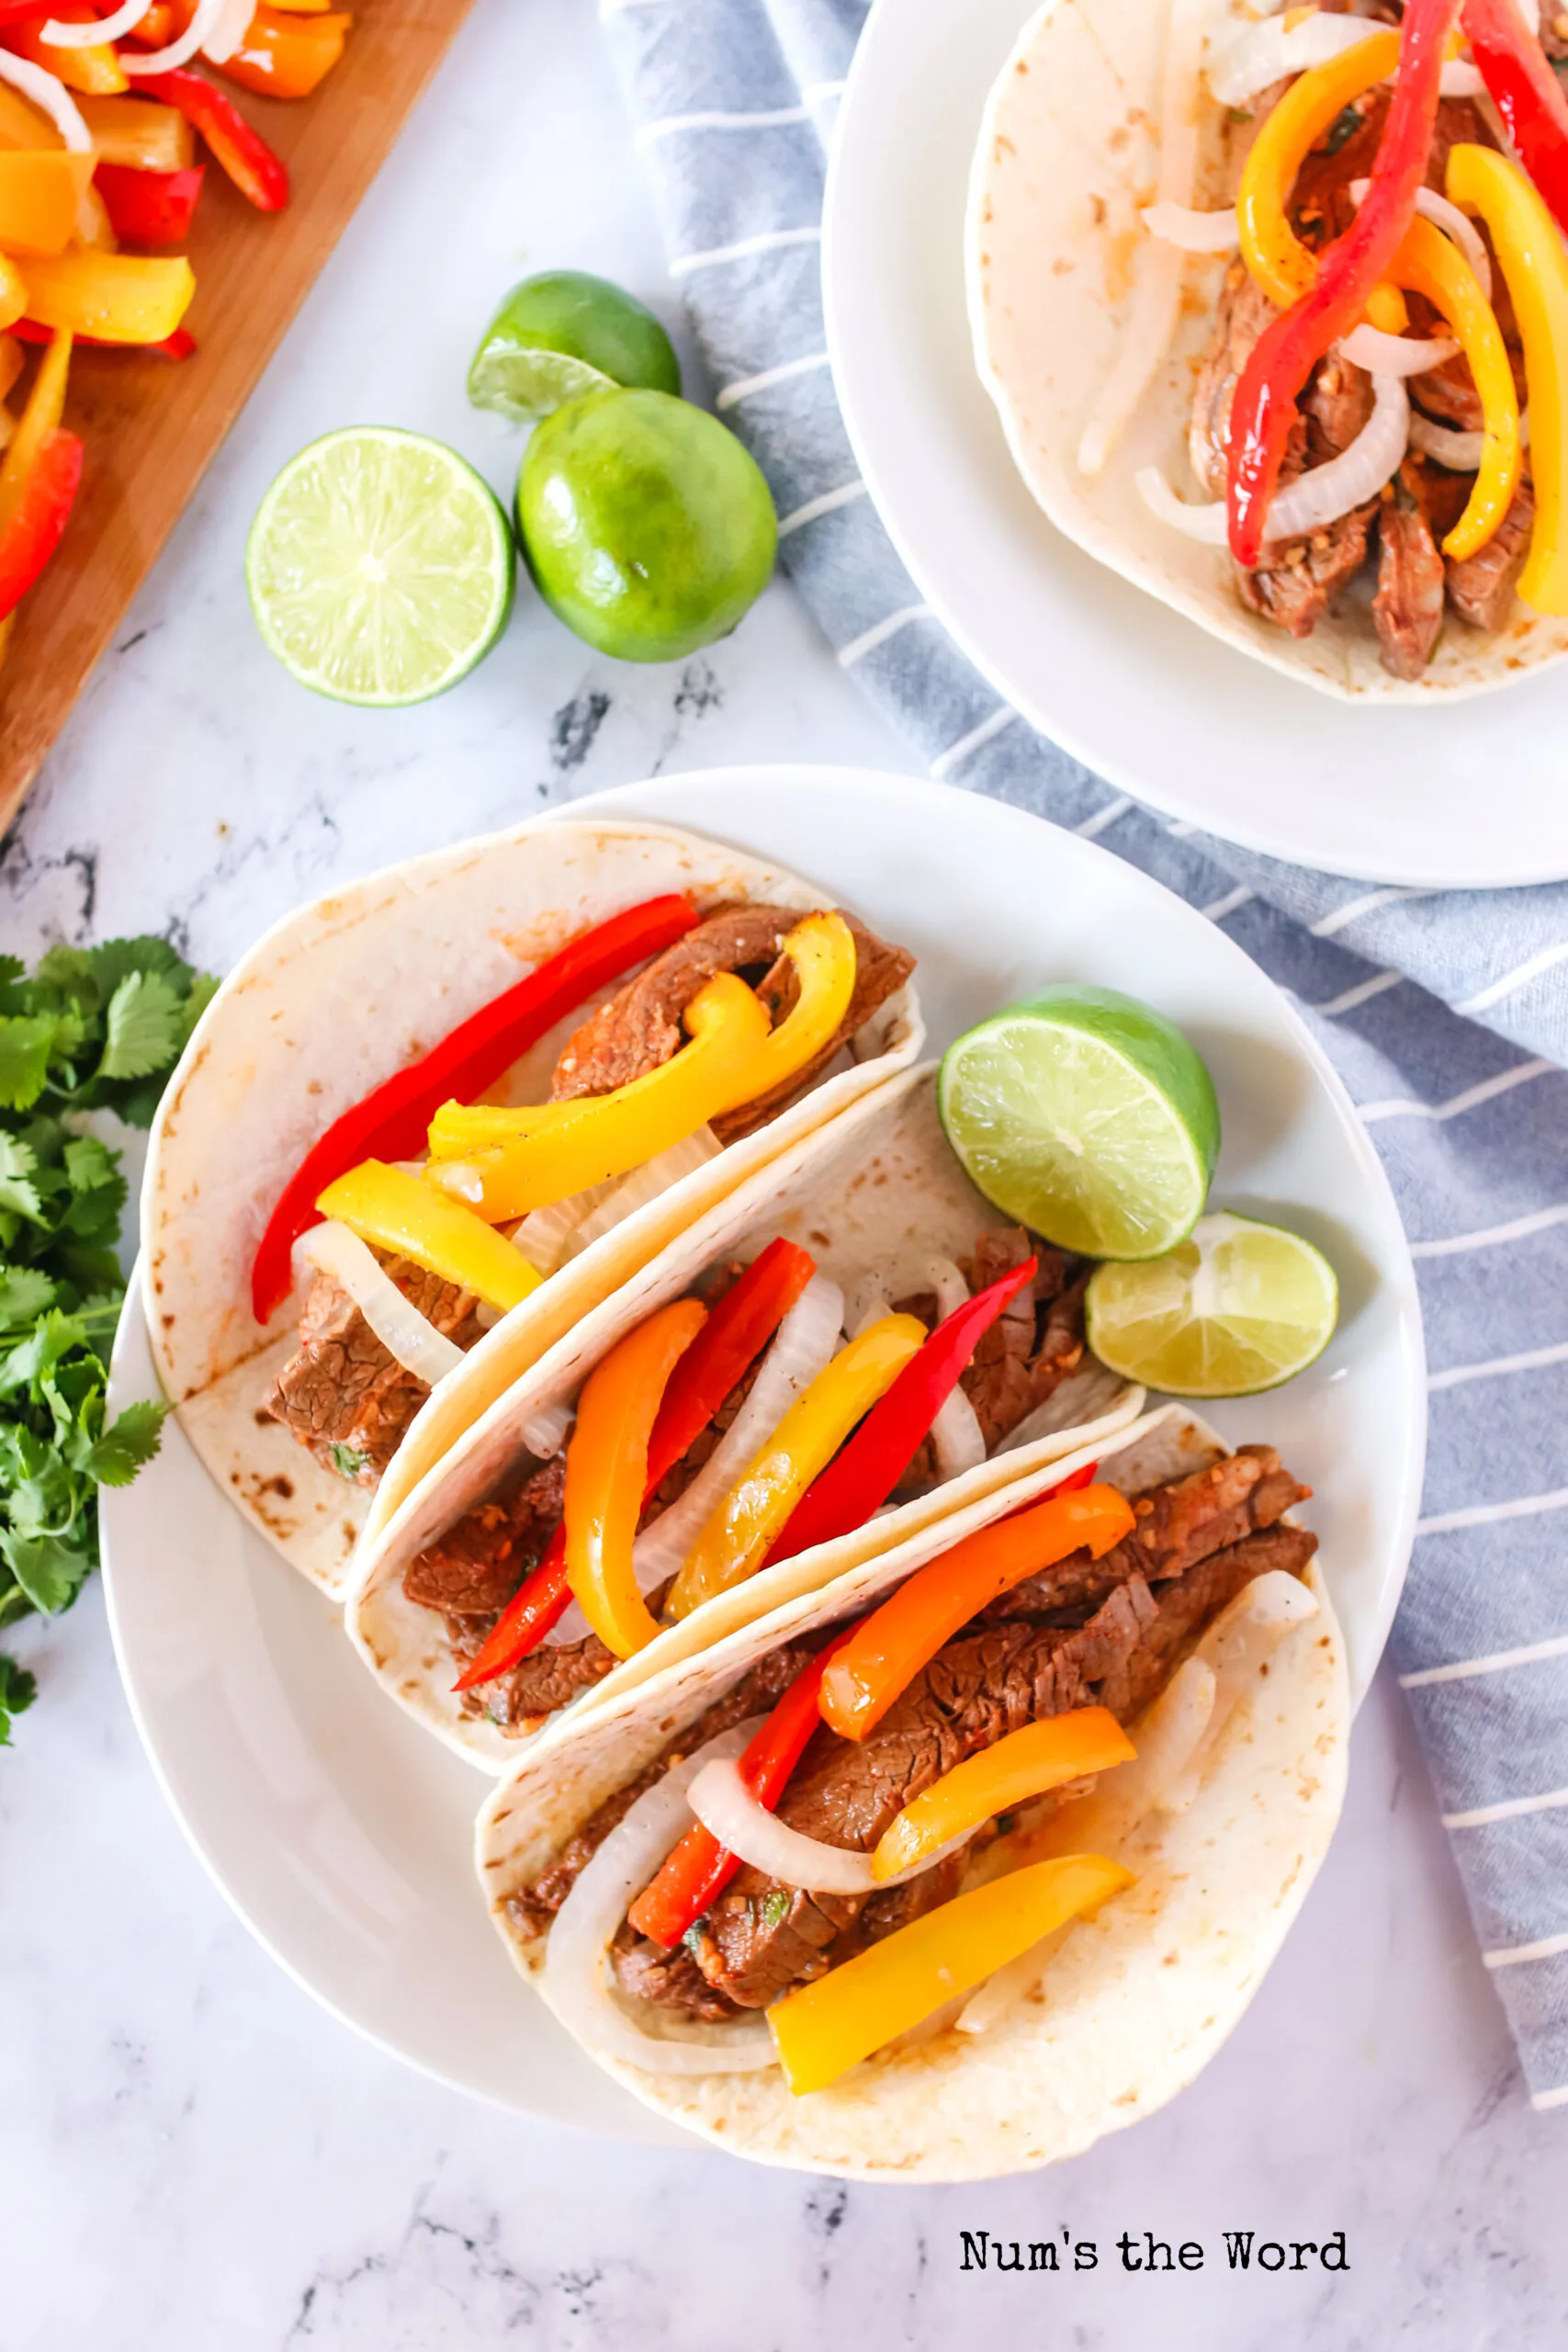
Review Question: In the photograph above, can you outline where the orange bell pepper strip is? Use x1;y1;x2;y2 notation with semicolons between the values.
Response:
219;6;350;100
870;1708;1134;1882
21;252;194;343
818;1478;1136;1743
769;1853;1134;2094
0;248;24;332
665;1314;927;1621
0;151;94;257
564;1296;710;1658
0;322;70;540
9;10;128;92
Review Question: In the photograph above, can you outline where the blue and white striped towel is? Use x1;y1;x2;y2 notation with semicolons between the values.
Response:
602;0;1568;2105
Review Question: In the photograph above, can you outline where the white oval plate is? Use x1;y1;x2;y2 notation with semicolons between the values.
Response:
824;0;1568;888
104;764;1426;2132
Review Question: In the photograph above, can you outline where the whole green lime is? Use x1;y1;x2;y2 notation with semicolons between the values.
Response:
469;271;681;424
517;388;778;662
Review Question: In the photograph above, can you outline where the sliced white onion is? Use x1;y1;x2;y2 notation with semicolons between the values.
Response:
0;48;90;149
42;0;151;47
1336;323;1460;375
1079;0;1210;473
626;1272;845;1596
518;1396;575;1462
1138;369;1409;547
1206;11;1371;107
200;0;254;63
846;1252;967;1339
1517;0;1541;34
568;1127;723;1261
513;1177;617;1277
295;1223;466;1388
1142;200;1240;253
1349;180;1493;299
544;1720;779;2073
1409;406;1529;468
687;1756;973;1895
1159;1569;1319;1813
930;1383;987;1482
122;0;234;74
1439;57;1487;95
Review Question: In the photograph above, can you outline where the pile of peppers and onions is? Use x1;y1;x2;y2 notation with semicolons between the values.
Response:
1223;0;1568;611
618;1469;1143;2095
0;3;352;648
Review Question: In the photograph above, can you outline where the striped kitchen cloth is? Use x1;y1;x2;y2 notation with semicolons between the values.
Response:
600;0;1568;2102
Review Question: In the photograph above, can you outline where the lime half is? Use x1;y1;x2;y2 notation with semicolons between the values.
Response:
1085;1213;1338;1396
246;426;515;707
468;271;681;424
938;985;1220;1260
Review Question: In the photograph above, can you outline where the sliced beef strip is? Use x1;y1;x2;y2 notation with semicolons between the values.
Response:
265;1256;487;1484
1446;477;1535;634
1190;266;1279;500
404;1458;566;1620
610;1931;740;2023
464;1572;677;1731
1372;468;1447;682
690;1521;1316;2011
550;901;913;1138
505;1636;826;1939
1240;345;1377;639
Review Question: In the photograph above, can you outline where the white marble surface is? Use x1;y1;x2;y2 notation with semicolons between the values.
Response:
4;1;1567;2342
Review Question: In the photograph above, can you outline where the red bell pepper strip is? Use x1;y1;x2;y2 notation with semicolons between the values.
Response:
0;427;82;620
133;69;289;212
626;1621;864;1949
250;891;699;1324
96;162;206;248
13;319;197;359
452;1238;819;1695
760;1256;1038;1570
1462;0;1568;237
645;1238;818;1488
1225;0;1455;567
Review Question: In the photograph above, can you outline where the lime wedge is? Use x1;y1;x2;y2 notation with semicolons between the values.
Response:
468;270;681;424
938;985;1220;1260
245;427;514;707
1085;1213;1338;1396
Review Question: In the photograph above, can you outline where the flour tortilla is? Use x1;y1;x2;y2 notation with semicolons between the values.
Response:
475;1403;1348;2181
968;0;1568;701
347;1062;1143;1771
141;816;921;1600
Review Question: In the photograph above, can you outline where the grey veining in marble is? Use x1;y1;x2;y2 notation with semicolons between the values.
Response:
5;0;1567;2343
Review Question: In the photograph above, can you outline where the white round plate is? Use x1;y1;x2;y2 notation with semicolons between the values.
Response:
824;0;1568;888
104;765;1426;2133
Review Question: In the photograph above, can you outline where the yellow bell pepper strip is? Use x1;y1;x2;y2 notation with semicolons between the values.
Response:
218;7;351;101
0;249;23;332
1388;211;1518;560
0;321;69;540
1361;280;1408;334
870;1709;1135;1883
426;973;772;1220
20;253;194;344
563;1296;709;1658
314;1159;542;1316
76;95;197;171
0;332;20;402
819;1476;1136;1742
0;151;94;257
1448;141;1568;615
1235;30;1401;309
769;1853;1135;2094
9;11;129;93
666;1314;927;1621
720;909;857;1117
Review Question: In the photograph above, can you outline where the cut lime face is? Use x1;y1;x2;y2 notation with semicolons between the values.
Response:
938;985;1220;1260
245;426;515;707
468;270;681;424
1085;1213;1339;1396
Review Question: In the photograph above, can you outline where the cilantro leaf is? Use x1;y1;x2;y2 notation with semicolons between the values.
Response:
0;1654;36;1745
100;968;185;1083
0;1268;54;1329
1;1526;90;1615
0;1013;59;1113
82;1398;166;1487
0;1134;42;1227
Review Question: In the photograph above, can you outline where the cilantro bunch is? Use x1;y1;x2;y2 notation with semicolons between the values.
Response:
1;937;214;1742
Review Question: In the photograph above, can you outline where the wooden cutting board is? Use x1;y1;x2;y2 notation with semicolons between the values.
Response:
0;0;478;836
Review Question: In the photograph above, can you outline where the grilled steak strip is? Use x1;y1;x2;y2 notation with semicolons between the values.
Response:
265;1256;487;1484
550;901;913;1138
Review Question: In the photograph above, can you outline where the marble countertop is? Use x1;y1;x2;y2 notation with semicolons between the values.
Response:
6;1;1567;2342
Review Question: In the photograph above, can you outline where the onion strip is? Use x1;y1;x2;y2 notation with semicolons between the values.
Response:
122;0;235;74
42;0;152;47
295;1223;467;1388
0;48;90;149
1138;370;1410;545
687;1757;972;1894
1336;324;1460;375
543;1722;779;2074
1350;179;1493;298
